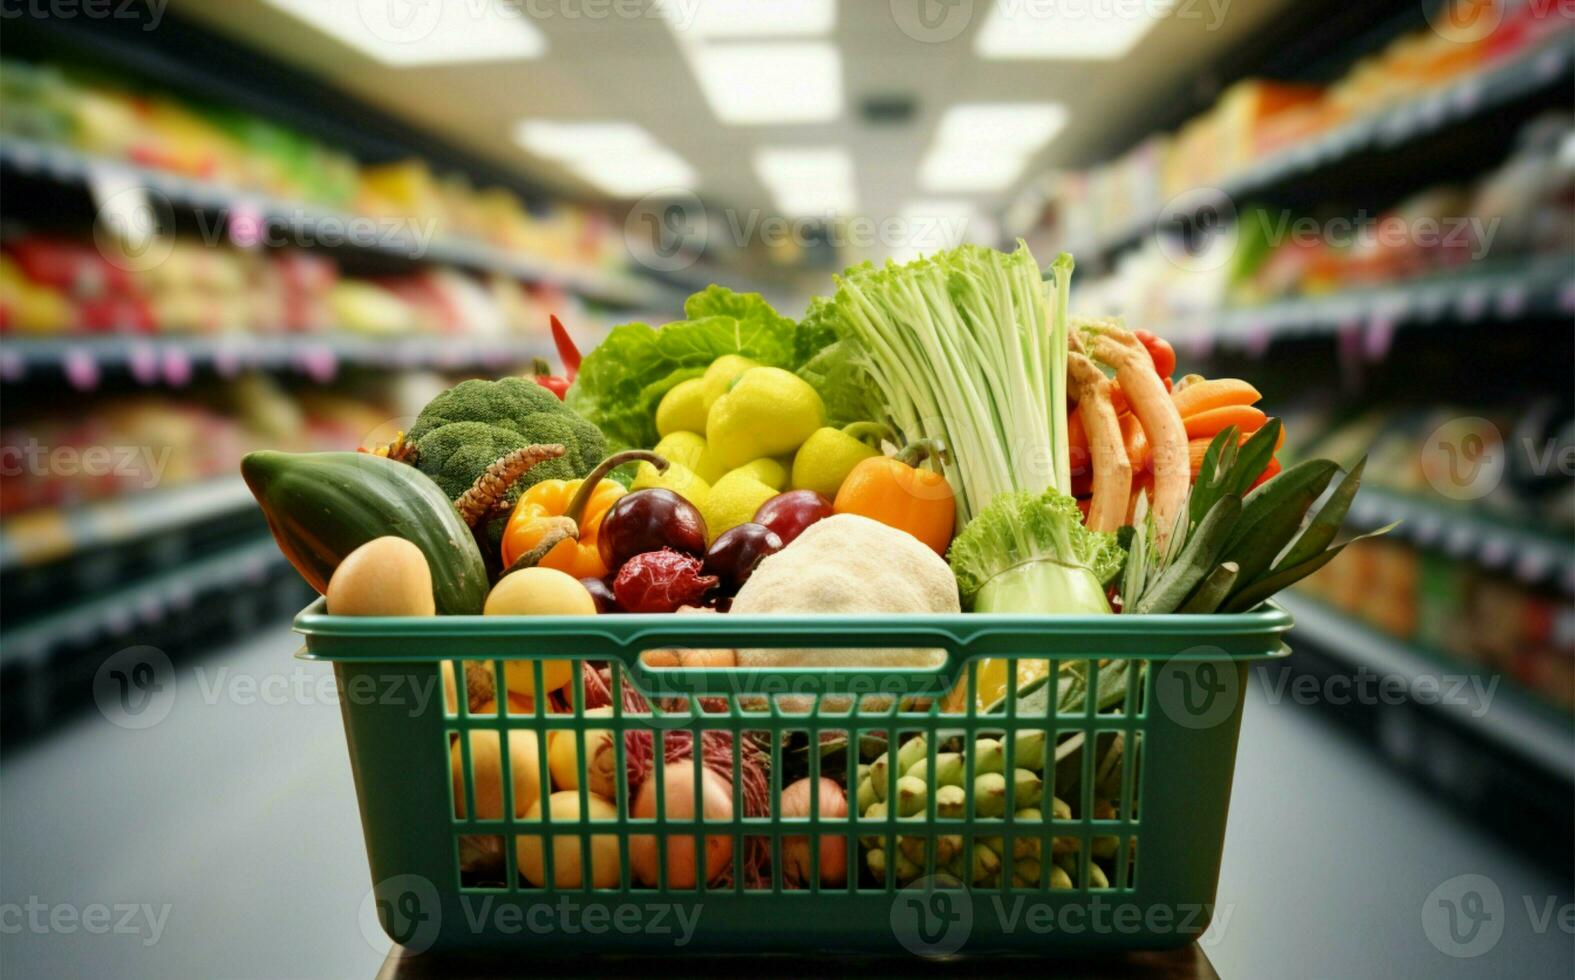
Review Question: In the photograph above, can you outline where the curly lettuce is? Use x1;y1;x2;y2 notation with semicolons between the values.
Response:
947;489;1121;613
566;286;811;449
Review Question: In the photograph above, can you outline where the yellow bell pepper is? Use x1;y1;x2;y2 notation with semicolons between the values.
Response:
500;450;662;579
941;659;1051;714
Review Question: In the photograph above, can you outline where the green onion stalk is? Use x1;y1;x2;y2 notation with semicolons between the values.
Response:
825;243;1119;614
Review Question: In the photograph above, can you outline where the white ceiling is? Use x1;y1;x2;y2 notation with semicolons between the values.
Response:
175;0;1294;259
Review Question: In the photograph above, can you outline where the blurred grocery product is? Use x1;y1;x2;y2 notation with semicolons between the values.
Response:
0;229;608;342
1042;4;1571;254
1296;536;1572;713
0;373;396;515
0;59;631;275
1074;113;1574;326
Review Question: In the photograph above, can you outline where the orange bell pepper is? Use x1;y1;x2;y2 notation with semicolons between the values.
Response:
500;450;664;578
832;439;956;555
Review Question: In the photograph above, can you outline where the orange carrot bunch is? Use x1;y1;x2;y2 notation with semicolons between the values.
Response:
1171;377;1283;489
1070;366;1283;522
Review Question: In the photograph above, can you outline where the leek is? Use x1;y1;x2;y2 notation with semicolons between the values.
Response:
824;243;1116;616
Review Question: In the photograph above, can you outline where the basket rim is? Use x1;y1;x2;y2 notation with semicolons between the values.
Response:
294;597;1293;671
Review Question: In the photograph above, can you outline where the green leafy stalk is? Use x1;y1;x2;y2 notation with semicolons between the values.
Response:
948;489;1121;614
829;242;1072;527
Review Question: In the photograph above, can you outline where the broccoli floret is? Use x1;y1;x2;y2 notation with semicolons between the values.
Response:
408;378;607;547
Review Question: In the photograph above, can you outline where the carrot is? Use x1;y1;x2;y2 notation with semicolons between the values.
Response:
1188;429;1286;475
1171;378;1261;418
1109;384;1130;416
1068;406;1091;478
1093;334;1188;547
1069;353;1132;533
1188;438;1213;477
1184;405;1267;439
1250;457;1282;490
1120;411;1150;473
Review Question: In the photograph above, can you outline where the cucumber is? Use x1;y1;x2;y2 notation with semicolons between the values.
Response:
241;451;489;614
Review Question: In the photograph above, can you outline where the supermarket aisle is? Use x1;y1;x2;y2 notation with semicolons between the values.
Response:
1215;675;1572;979
2;626;1569;978
0;628;387;980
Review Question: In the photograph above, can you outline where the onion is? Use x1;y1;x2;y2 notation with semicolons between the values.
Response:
547;707;616;796
630;763;733;888
516;791;620;888
779;777;848;887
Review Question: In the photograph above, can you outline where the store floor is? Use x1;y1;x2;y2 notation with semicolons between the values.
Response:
2;626;1569;979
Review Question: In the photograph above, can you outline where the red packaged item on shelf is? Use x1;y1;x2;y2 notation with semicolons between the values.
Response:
8;236;134;297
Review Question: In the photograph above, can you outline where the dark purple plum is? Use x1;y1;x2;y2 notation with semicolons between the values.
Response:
703;523;784;593
752;490;833;545
580;576;620;614
599;489;708;569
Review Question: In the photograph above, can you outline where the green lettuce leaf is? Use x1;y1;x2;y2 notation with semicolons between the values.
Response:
566;287;808;449
948;489;1123;610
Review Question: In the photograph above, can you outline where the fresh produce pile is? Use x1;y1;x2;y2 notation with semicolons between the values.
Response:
246;242;1385;890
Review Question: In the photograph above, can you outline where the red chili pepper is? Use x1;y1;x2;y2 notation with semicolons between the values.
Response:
531;357;571;399
550;314;582;381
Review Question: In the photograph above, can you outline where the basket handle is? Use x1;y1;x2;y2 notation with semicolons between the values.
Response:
623;651;965;699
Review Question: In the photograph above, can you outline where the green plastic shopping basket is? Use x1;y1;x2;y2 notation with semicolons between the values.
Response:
296;601;1292;956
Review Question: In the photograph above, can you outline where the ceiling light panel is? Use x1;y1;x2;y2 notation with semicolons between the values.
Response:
658;0;835;40
773;186;858;217
935;103;1070;152
513;121;657;160
513;121;692;198
574;152;697;197
974;0;1176;60
263;0;546;66
689;43;843;124
754;147;853;189
919;147;1030;192
756;148;856;216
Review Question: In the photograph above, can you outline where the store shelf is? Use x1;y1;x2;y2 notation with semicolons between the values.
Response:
0;331;561;386
1344;486;1575;593
1091;37;1574;259
1159;258;1575;354
1280;592;1574;783
0;138;677;310
0;534;287;669
0;477;257;574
